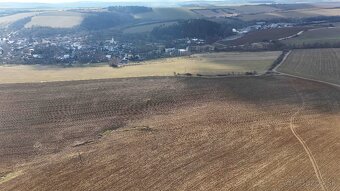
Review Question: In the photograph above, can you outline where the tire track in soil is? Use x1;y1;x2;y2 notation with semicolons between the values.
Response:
290;82;328;191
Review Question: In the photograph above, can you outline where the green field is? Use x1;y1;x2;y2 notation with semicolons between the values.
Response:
0;51;280;84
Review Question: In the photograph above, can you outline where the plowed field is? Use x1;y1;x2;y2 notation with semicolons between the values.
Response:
0;76;339;190
278;48;340;85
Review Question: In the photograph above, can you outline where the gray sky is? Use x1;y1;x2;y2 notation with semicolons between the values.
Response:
0;0;188;2
0;0;137;3
0;0;337;3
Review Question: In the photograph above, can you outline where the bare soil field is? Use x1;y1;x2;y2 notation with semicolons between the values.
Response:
0;76;340;190
283;27;340;46
0;51;280;84
221;27;309;46
278;48;340;85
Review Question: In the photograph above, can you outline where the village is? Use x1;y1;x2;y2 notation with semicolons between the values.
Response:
0;20;298;66
0;29;211;66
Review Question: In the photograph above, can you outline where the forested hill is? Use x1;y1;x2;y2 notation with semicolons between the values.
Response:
151;19;236;41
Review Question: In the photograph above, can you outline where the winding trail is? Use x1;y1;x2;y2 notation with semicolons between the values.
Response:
272;49;338;190
290;84;328;191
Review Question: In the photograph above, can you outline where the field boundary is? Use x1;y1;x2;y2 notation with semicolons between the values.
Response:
279;72;340;89
273;50;340;89
272;50;291;72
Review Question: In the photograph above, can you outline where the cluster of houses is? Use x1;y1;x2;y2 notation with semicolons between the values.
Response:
0;33;142;65
233;22;294;34
164;47;190;56
0;29;210;65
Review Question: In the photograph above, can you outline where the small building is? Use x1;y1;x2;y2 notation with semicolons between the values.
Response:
120;58;129;65
33;54;43;59
109;57;128;67
178;48;190;56
165;48;176;54
28;48;34;55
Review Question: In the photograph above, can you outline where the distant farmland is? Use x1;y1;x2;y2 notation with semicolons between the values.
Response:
278;48;340;85
227;4;280;14
0;12;38;28
284;27;340;46
189;4;310;18
191;8;237;18
238;7;340;21
189;5;286;19
133;8;201;21
220;27;308;46
0;51;280;84
25;11;84;28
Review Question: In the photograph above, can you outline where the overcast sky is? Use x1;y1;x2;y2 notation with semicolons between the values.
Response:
0;0;141;3
0;0;183;2
0;0;340;3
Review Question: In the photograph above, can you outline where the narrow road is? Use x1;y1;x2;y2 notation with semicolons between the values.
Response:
290;84;328;191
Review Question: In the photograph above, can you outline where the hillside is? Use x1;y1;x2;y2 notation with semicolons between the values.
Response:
0;12;38;28
238;7;340;21
283;27;340;46
133;7;201;21
25;11;84;29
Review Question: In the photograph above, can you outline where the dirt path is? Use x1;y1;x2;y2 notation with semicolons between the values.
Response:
272;50;292;72
278;30;304;41
290;83;328;191
281;72;340;89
